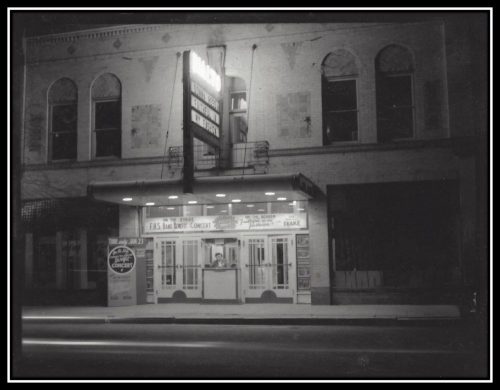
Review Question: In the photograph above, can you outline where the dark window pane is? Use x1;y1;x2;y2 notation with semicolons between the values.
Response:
183;205;202;216
377;107;414;141
376;74;413;142
324;80;357;111
230;114;248;143
232;203;267;215
270;202;295;214
36;238;56;288
95;129;121;157
52;104;77;134
377;75;412;108
95;101;121;130
325;111;358;143
52;132;77;160
230;92;247;111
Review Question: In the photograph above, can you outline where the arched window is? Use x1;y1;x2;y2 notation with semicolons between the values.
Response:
48;78;78;160
321;49;359;144
228;76;248;144
375;44;415;142
92;73;122;158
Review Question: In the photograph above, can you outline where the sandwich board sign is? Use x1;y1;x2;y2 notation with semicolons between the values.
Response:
107;241;137;306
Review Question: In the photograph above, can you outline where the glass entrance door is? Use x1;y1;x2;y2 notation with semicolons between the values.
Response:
155;237;202;300
269;235;295;300
246;237;266;296
242;235;296;302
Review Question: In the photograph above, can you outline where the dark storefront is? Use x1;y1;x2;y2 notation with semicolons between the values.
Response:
22;198;118;305
328;180;462;304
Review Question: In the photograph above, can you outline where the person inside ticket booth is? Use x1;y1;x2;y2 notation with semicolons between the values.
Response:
211;252;227;268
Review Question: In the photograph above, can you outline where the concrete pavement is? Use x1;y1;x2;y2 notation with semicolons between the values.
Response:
22;303;462;325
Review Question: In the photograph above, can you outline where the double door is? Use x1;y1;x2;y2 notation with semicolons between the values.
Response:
242;235;296;302
155;237;202;300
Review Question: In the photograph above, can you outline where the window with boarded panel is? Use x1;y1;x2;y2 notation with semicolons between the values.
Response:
48;78;78;161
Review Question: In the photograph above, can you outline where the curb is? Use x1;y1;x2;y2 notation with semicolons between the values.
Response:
23;316;463;326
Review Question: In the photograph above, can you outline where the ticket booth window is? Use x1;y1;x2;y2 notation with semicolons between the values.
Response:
203;238;239;269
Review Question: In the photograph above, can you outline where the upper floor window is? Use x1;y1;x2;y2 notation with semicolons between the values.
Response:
375;45;415;142
48;78;78;161
228;77;248;143
91;73;122;158
322;49;359;144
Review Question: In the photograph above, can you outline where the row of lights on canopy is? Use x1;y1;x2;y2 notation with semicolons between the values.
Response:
122;192;292;206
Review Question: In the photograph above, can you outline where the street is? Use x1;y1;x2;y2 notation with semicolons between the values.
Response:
14;321;488;379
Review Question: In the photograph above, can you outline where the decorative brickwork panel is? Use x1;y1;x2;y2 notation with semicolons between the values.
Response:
276;92;311;138
130;104;162;149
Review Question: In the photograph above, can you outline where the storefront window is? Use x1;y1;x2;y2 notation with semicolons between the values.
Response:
61;230;81;290
34;236;57;289
146;206;181;218
183;205;203;217
270;200;307;214
146;202;308;218
231;202;267;215
206;204;229;216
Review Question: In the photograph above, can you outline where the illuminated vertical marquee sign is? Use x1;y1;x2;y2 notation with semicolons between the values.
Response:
183;50;222;193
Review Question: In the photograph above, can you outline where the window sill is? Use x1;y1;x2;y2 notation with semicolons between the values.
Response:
92;156;121;161
323;140;359;146
49;158;77;164
270;137;459;157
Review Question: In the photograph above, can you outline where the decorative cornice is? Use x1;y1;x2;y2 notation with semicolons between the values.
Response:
26;24;167;47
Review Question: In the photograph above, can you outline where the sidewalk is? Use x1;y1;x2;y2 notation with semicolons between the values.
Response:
22;303;462;325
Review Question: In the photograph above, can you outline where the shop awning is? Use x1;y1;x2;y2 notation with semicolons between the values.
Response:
88;173;321;206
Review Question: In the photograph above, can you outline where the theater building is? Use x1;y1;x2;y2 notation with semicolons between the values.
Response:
18;18;487;309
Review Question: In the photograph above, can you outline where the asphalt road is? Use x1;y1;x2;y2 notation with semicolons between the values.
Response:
14;322;488;379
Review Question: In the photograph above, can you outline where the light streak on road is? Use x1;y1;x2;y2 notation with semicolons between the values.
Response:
22;338;470;355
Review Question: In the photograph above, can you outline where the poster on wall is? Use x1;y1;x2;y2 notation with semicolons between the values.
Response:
296;234;311;291
144;213;307;234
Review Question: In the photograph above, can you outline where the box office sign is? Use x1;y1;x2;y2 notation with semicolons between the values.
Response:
183;50;223;194
184;50;222;147
144;213;308;234
107;240;138;307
